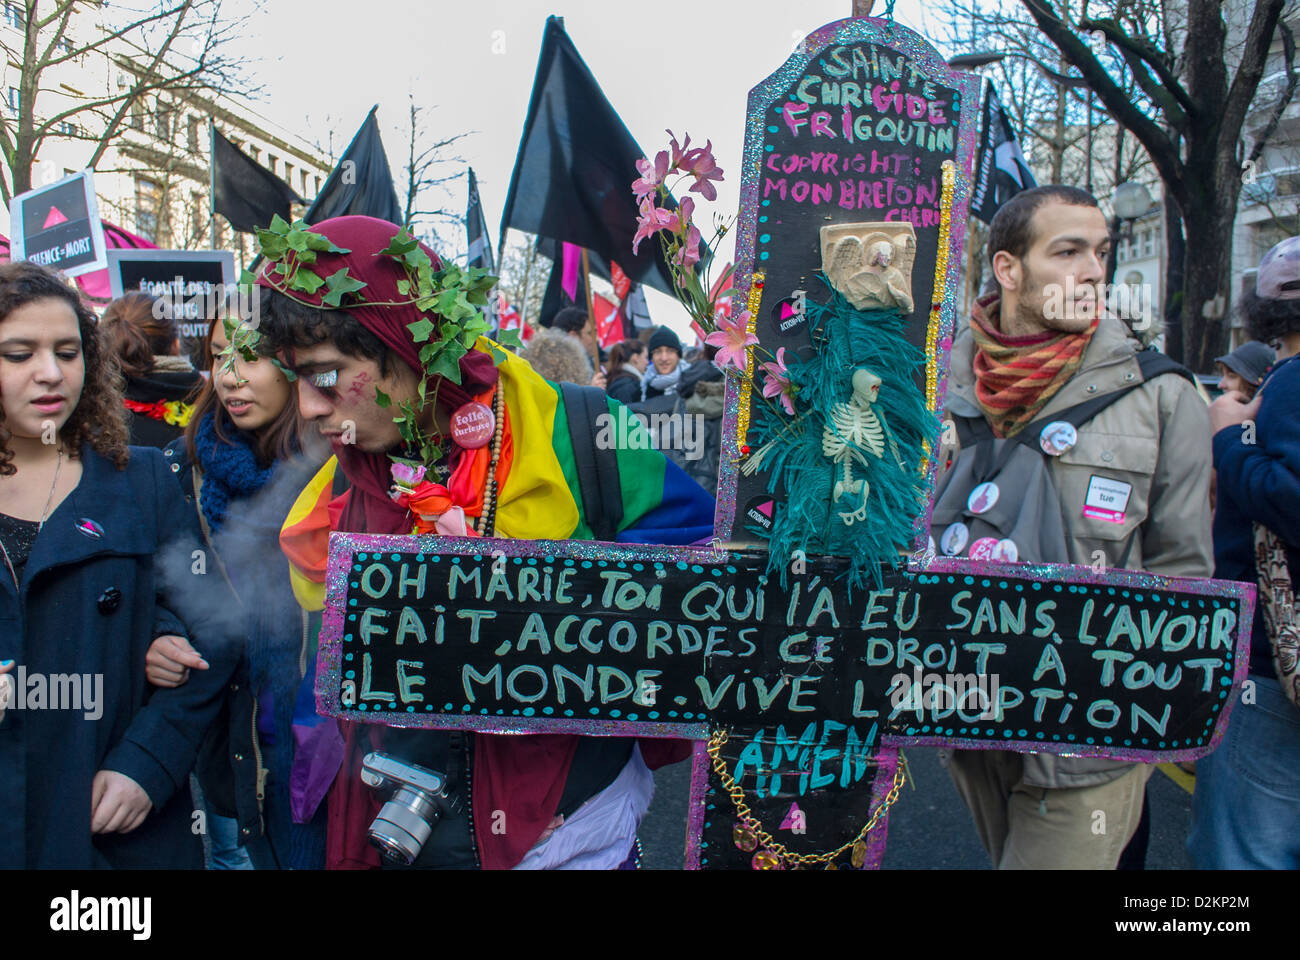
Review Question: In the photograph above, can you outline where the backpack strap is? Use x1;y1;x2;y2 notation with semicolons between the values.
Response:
559;382;625;542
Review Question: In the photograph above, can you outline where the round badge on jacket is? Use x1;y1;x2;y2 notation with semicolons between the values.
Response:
940;522;969;556
967;481;1000;515
450;401;495;449
1039;421;1078;456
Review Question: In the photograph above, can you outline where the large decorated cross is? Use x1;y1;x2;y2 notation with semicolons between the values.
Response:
315;14;1254;870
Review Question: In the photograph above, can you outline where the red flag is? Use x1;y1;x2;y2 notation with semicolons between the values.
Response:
709;261;734;323
497;292;533;343
592;294;622;349
610;260;631;302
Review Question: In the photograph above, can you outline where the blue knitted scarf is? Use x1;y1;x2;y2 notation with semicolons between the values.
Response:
193;412;277;534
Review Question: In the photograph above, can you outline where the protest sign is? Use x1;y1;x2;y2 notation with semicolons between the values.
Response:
318;534;1252;868
107;248;238;344
8;171;107;278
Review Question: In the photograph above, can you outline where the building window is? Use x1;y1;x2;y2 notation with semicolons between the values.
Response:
187;115;199;153
135;177;163;243
154;101;171;140
4;2;25;31
248;145;259;162
191;191;206;242
284;162;294;187
54;119;77;136
1142;229;1154;257
129;97;144;131
265;153;277;175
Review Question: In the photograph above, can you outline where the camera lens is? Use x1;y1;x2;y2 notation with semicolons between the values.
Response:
369;786;443;865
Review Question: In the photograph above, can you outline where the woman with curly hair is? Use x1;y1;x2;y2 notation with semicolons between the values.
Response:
0;261;239;868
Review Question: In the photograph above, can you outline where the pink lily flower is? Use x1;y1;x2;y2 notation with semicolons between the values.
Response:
705;309;758;370
632;150;671;202
674;224;702;270
667;130;693;170
760;347;796;415
682;140;725;202
632;197;678;255
676;195;695;226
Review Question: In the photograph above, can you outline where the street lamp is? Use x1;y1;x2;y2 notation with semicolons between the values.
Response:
1111;181;1154;237
1108;180;1155;286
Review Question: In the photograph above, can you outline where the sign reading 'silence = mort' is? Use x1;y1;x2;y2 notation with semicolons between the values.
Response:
8;170;108;278
319;533;1253;762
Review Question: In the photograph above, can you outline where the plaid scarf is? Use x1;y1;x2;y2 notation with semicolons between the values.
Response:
970;293;1099;438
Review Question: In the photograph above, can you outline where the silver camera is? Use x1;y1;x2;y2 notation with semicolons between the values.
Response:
360;752;460;865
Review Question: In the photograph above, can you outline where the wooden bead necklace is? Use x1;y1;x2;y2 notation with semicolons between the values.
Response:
470;386;506;537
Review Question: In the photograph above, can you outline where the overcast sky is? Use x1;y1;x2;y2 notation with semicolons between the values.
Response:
228;0;937;333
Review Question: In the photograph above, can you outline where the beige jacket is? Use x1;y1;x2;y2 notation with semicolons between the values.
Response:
941;313;1214;787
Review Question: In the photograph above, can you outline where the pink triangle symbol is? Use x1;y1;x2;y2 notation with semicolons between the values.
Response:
757;499;774;519
780;301;797;321
43;205;68;228
780;802;803;830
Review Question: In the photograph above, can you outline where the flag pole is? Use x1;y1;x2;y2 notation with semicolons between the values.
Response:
581;247;599;368
209;119;218;250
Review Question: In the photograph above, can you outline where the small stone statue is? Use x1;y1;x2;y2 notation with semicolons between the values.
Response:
820;222;917;312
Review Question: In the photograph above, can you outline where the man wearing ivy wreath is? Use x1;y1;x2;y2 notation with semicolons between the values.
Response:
250;215;715;869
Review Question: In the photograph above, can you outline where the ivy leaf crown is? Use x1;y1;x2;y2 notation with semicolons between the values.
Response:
246;215;501;469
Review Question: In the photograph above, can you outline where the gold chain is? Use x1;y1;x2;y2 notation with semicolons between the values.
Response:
706;728;907;867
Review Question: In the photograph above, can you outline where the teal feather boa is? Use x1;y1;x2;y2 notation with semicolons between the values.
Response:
747;276;940;591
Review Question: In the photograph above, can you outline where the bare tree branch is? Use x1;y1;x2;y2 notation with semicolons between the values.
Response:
1247;18;1298;165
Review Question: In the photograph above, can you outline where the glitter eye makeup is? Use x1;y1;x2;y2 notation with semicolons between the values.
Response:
310;370;339;390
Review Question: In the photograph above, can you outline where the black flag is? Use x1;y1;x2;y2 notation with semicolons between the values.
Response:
466;168;494;272
305;106;403;226
970;82;1038;224
500;16;678;295
212;127;303;233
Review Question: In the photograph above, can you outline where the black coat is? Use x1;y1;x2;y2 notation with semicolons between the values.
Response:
0;445;241;868
606;369;643;406
124;370;204;449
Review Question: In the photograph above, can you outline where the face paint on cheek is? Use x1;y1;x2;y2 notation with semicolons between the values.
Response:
345;369;375;401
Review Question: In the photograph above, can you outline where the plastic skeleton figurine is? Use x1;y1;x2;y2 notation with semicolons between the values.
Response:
822;367;893;525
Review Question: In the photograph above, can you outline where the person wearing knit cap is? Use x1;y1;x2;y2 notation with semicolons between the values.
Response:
232;216;714;871
644;325;689;400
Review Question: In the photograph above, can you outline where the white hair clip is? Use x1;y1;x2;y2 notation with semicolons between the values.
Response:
310;370;339;389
